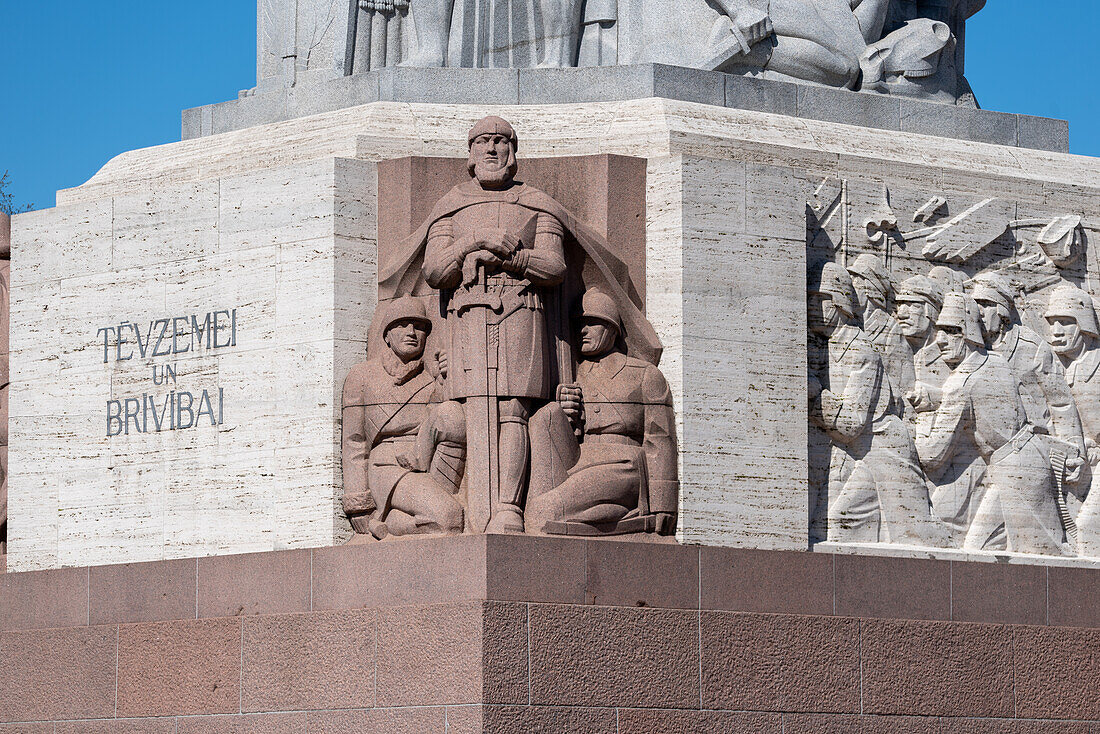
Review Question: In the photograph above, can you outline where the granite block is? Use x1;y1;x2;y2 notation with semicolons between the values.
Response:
651;64;727;107
176;714;307;734
289;73;381;120
211;93;289;136
0;625;117;722
374;602;509;707
1018;115;1071;154
116;618;241;717
860;618;1014;717
312;536;486;610
306;708;447;734
197;549;311;618
781;713;943;734
89;558;196;625
528;605;699;708
1014;626;1100;720
450;705;619;734
618;710;783;734
724;74;798;116
797;86;901;133
484;534;586;605
1048;565;1100;628
834;555;951;621
900;101;1017;147
701;611;860;713
584;539;699;609
241;609;376;712
518;65;650;104
0;566;89;630
379;67;519;105
56;722;177;734
700;547;833;615
950;561;1047;625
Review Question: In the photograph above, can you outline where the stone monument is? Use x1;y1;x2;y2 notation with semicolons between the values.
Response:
2;2;1100;731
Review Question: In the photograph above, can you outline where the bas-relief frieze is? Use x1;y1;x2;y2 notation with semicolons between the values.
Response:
341;116;678;539
808;177;1100;558
265;0;984;105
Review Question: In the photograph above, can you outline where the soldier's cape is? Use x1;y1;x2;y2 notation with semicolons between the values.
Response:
379;179;664;366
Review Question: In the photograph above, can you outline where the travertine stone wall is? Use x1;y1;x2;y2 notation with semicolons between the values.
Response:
11;98;1100;569
9;159;376;570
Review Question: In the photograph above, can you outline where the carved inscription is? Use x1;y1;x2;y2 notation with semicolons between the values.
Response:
97;309;236;437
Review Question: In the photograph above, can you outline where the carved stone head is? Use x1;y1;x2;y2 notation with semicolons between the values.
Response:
382;296;432;362
936;292;984;365
969;273;1016;341
895;275;944;341
848;254;893;312
808;262;857;336
467;116;519;189
576;290;621;359
1045;284;1099;360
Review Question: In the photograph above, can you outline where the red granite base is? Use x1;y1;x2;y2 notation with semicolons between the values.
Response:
1;536;1099;733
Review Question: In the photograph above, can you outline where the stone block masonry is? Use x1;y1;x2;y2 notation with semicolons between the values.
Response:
0;538;1099;732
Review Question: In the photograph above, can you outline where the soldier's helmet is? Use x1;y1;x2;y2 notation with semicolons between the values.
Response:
969;272;1016;313
468;116;518;150
383;296;433;334
1045;285;1100;338
809;261;858;318
937;292;984;346
577;290;622;334
896;275;945;311
847;253;893;305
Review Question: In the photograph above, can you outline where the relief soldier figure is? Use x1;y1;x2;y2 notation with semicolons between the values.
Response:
848;254;915;401
526;291;679;536
916;293;1071;555
809;262;947;547
341;297;467;539
969;273;1085;461
896;275;949;430
1045;285;1100;556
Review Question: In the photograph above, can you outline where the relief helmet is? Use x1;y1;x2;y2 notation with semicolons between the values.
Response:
936;292;985;347
1045;284;1100;338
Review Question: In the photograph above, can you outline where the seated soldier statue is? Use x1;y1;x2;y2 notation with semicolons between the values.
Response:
526;290;679;536
341;296;467;540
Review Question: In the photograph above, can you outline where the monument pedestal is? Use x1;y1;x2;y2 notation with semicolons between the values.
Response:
8;97;1100;570
0;537;1099;731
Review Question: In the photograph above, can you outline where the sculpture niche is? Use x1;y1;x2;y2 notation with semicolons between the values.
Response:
342;116;678;540
335;0;983;104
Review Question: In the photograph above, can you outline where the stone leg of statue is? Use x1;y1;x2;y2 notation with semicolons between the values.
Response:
386;473;466;536
763;0;867;88
536;0;585;67
526;401;582;532
401;0;456;67
486;398;531;533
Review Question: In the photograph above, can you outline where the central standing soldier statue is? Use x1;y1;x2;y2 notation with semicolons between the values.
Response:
379;116;662;534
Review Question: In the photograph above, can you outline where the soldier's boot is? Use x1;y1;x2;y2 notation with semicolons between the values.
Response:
486;411;529;534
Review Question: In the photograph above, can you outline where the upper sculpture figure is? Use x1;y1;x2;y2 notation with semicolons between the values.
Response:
257;0;985;105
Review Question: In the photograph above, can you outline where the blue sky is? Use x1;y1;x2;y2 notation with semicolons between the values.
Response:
1;0;1097;211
